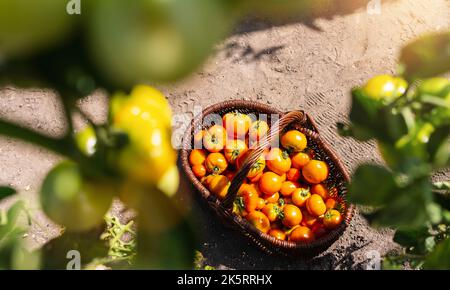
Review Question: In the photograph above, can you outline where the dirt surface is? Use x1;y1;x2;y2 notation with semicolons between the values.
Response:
1;0;449;269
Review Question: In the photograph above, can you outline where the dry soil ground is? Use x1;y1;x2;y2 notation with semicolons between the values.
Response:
1;0;450;269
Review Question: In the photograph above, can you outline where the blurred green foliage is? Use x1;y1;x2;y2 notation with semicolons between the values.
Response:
341;31;450;269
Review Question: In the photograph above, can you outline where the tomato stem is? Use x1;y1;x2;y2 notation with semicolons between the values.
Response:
0;118;74;157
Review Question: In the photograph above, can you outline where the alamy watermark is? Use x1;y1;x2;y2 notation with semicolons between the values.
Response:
66;0;81;15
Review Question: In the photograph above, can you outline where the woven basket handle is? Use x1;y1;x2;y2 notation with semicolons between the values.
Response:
222;110;307;210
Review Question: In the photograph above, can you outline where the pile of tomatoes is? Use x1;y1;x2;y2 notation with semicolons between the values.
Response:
188;112;344;243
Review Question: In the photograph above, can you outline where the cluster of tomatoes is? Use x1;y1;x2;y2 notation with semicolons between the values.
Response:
188;112;344;243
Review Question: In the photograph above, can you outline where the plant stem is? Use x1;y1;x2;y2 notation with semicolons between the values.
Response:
0;118;73;158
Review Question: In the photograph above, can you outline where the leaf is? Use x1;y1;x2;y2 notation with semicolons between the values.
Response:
349;89;381;136
0;186;16;201
393;227;429;250
427;126;450;168
399;31;450;81
348;164;397;206
0;201;26;249
368;179;432;230
424;237;450;269
41;228;109;270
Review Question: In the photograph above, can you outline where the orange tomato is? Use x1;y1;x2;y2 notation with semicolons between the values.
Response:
208;175;230;200
266;148;291;175
259;172;282;195
246;211;270;233
291;187;311;207
306;194;327;217
262;203;281;222
325;198;337;209
323;209;343;229
243;189;259;213
205;152;228;174
264;192;280;204
192;164;206;178
201;174;215;187
302;160;329;184
268;229;286;240
291;152;310;169
290;226;315;242
280;181;300;197
248;183;263;197
280;173;287;182
248;172;263;183
257;198;266;210
224;139;248;164
249;120;269;144
286;168;301;182
301;210;318;227
281;130;307;152
223;112;252;138
189;149;207;166
310;183;329;199
203;125;226;153
236;150;266;179
282;204;302;228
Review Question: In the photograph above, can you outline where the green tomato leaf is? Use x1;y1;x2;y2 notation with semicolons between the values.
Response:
427;125;450;168
393;227;430;250
366;179;432;230
348;164;397;206
399;31;450;81
349;89;381;136
424;237;450;269
0;186;16;201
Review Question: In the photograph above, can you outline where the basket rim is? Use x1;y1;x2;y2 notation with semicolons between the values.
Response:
180;100;355;253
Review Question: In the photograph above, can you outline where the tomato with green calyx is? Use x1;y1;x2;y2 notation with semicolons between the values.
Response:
205;152;228;174
111;85;177;186
75;126;97;156
224;139;248;164
292;187;311;207
236;150;266;179
362;75;408;103
40;161;114;232
0;0;75;58
281;130;307;152
262;203;282;222
203;125;227;153
266;148;291;175
323;209;343;229
249;120;269;145
87;0;235;87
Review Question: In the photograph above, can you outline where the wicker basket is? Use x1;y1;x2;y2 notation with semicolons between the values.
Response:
180;100;354;257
